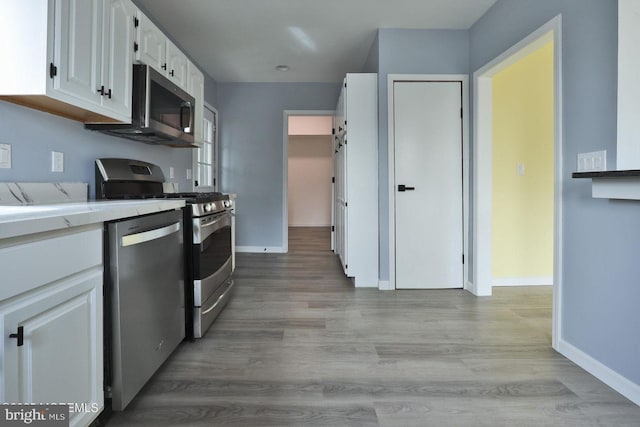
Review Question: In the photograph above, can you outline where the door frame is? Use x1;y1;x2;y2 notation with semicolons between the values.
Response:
192;102;218;191
282;110;336;253
387;74;470;290
472;15;563;349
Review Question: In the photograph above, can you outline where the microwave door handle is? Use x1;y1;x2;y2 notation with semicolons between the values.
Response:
180;102;193;133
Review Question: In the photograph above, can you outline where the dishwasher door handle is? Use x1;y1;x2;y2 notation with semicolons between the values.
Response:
121;221;181;247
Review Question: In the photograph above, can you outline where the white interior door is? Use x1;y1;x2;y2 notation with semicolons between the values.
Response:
394;81;463;289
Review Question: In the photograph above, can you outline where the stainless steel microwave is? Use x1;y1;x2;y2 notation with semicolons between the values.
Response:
86;64;195;147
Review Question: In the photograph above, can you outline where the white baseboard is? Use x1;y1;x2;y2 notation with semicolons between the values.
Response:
235;246;285;253
378;280;393;290
493;276;553;287
465;280;492;296
558;339;640;406
354;279;378;288
464;280;473;292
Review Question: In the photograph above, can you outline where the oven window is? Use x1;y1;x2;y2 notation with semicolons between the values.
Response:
195;222;232;280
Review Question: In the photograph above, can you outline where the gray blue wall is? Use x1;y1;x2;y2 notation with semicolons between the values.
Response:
471;0;640;385
0;101;192;197
375;29;469;281
216;83;340;248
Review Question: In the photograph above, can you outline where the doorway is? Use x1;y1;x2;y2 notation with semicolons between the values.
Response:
283;111;335;253
472;16;562;349
387;75;470;290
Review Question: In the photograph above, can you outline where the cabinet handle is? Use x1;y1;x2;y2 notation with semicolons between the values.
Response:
107;88;112;99
97;85;105;96
9;326;23;347
170;70;175;77
162;63;167;70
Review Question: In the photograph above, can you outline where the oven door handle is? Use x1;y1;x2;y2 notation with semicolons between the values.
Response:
200;214;227;230
201;281;234;315
195;213;231;244
121;221;181;247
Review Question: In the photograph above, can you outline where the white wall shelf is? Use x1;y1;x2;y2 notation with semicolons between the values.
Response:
573;170;640;200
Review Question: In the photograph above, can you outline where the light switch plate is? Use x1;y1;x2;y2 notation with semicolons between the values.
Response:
186;169;192;180
0;144;11;169
577;150;606;172
51;151;64;172
169;166;175;179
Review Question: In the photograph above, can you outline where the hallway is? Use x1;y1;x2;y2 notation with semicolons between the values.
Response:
108;229;640;426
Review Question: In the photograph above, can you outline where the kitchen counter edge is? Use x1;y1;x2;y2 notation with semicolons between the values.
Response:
0;200;186;240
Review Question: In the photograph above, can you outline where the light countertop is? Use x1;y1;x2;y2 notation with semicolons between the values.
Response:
0;199;185;240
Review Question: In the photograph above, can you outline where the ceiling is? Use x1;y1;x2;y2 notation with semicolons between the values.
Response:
135;0;497;83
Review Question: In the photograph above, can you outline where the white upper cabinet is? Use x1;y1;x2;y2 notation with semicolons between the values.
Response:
135;15;189;91
53;0;104;110
101;0;137;119
0;0;134;123
166;40;189;90
135;11;167;73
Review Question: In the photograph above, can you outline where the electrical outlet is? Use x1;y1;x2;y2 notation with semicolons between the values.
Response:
169;166;175;179
51;151;64;172
517;163;525;176
577;150;607;172
0;144;11;169
186;169;192;180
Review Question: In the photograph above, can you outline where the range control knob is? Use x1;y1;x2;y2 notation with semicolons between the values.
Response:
204;203;212;212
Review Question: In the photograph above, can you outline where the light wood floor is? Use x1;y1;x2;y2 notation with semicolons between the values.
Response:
107;228;640;426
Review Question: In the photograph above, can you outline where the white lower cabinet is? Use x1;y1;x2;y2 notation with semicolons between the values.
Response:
0;227;104;427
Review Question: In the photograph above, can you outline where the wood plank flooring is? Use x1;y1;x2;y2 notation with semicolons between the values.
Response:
106;228;640;426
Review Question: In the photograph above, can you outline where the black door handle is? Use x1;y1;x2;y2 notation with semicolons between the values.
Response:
9;326;23;347
398;185;415;192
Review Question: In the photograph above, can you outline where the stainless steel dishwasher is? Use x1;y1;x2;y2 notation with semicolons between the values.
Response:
104;209;185;411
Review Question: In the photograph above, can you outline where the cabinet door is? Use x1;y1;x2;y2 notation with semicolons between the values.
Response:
136;12;166;73
1;269;103;427
166;40;188;90
187;62;205;147
53;0;103;108
101;0;135;121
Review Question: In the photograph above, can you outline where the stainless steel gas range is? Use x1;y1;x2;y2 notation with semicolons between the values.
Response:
95;158;234;409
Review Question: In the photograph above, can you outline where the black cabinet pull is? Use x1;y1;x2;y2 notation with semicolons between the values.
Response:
107;88;112;99
170;70;175;77
398;185;416;192
162;63;167;70
9;326;23;347
97;85;105;96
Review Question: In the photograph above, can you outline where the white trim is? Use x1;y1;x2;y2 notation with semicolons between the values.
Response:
235;246;286;253
387;74;470;291
378;280;393;291
282;110;336;254
464;280;475;293
492;277;553;287
558;339;640;407
472;15;563;350
192;102;218;191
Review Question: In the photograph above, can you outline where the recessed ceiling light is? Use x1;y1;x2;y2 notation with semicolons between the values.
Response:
276;65;289;72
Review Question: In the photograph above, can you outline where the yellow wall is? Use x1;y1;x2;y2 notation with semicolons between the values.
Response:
492;41;554;280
